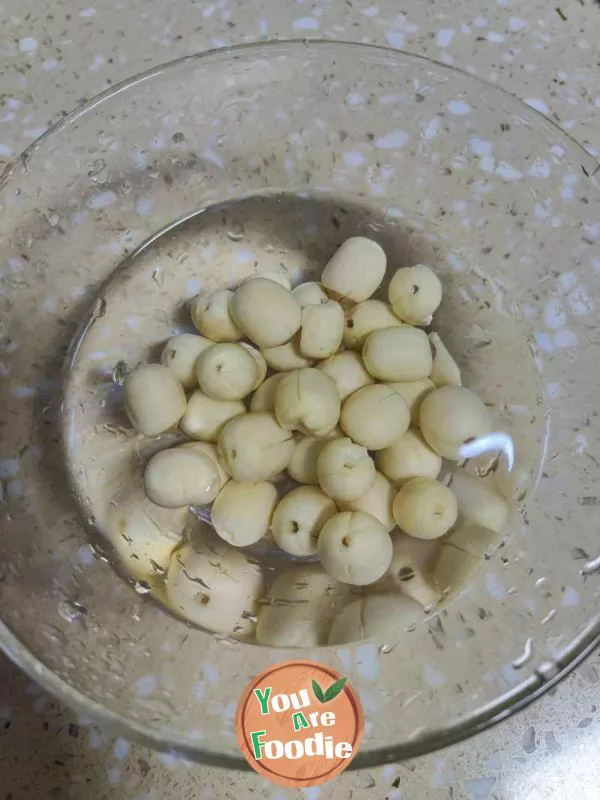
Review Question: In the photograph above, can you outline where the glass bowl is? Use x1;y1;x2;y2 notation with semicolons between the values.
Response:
1;40;599;770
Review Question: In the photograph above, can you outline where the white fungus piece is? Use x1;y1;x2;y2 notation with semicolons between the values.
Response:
321;236;387;303
338;471;396;532
250;373;285;412
318;510;393;585
180;391;245;443
196;342;258;401
272;485;337;557
328;594;422;645
143;447;220;509
166;540;263;636
231;277;301;348
105;484;189;581
392;477;458;540
448;471;510;534
387;379;436;427
387;533;442;608
299;299;345;359
388;264;443;326
262;334;315;372
429;332;462;387
287;433;340;485
211;480;278;547
179;441;230;490
376;428;442;486
340;384;410;450
217;412;295;482
433;522;500;596
292;281;329;309
419;386;492;460
362;326;433;382
317;350;374;402
124;363;187;437
274;368;341;437
317;437;376;502
160;333;214;389
240;342;268;390
190;288;242;342
342;300;403;350
256;565;348;647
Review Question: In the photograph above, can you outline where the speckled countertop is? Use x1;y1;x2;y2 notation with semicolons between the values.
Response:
1;1;600;798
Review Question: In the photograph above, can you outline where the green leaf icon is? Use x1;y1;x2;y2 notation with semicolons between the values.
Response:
323;676;348;703
312;679;325;703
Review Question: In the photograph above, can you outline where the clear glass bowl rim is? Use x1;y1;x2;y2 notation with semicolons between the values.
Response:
1;38;599;770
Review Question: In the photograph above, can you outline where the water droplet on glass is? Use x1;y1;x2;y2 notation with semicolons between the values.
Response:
214;633;239;647
88;158;107;180
133;580;152;595
112;361;128;386
45;210;60;227
57;599;87;623
512;636;534;669
379;643;396;655
226;221;245;241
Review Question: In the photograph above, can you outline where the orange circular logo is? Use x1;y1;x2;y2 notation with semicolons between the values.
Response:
236;660;364;787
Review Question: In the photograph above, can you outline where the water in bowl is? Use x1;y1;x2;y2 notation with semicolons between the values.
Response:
62;190;544;644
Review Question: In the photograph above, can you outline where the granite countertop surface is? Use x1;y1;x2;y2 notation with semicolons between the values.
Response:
1;0;600;798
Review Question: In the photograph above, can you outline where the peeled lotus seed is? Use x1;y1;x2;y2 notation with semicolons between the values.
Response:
317;437;376;502
419;386;492;460
256;565;347;647
387;533;441;608
448;471;510;533
342;300;403;350
338;471;396;532
250;374;284;412
180;390;245;443
321;237;387;303
253;267;291;290
387;379;435;427
272;485;337;556
196;342;258;401
143;447;220;508
388;264;442;326
392;477;458;540
288;433;340;485
211;480;277;546
231;277;301;348
179;441;230;490
328;594;422;645
217;412;294;481
340;384;410;450
160;333;214;388
363;326;433;382
166;540;263;635
429;332;462;387
274;368;341;437
317;510;393;585
240;342;267;390
316;351;374;402
190;288;242;342
262;334;315;372
299;299;345;359
433;522;499;595
292;281;329;308
376;428;442;486
105;482;188;581
124;364;187;437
